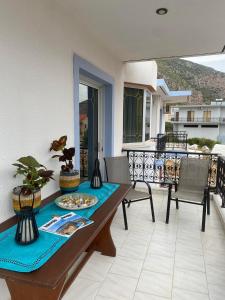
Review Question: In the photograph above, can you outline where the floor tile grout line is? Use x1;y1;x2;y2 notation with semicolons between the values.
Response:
201;199;224;300
94;259;122;300
202;201;215;300
170;207;179;300
95;194;159;300
63;190;225;300
78;253;115;299
131;192;161;300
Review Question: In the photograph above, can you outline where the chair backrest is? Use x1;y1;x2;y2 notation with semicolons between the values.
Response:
104;156;131;185
178;157;210;192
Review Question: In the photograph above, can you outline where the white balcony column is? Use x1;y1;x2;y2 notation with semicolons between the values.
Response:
151;94;161;137
149;92;153;139
142;89;147;142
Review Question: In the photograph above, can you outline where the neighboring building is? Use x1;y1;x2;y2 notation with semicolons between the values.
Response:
171;100;225;142
152;79;191;136
122;75;191;144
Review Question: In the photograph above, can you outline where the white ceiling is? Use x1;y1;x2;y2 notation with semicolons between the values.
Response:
57;0;225;61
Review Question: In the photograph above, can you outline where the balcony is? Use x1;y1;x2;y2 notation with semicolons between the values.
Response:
2;148;225;300
59;189;224;300
171;117;225;124
59;150;225;300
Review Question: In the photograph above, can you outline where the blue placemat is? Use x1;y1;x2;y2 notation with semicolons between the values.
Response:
0;182;119;273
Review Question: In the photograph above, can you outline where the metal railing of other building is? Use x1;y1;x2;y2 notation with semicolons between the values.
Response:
152;132;188;151
171;117;225;123
156;133;167;151
166;131;188;150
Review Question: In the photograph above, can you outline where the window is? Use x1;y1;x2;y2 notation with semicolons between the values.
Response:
165;104;170;114
184;124;198;128
175;111;179;121
201;124;218;128
123;87;144;143
187;111;195;122
203;111;211;122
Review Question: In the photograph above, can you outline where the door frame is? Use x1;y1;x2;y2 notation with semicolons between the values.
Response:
80;76;104;154
73;54;114;171
79;77;105;177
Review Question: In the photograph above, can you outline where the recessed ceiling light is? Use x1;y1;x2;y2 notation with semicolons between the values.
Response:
156;8;168;15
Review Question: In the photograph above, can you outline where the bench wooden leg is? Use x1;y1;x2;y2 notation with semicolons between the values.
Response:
91;211;116;257
6;276;66;300
122;200;128;230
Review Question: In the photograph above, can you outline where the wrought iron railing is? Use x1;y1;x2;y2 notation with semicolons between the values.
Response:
171;117;225;124
156;134;166;151
80;147;88;178
125;149;218;189
166;132;188;150
216;156;225;207
152;132;188;151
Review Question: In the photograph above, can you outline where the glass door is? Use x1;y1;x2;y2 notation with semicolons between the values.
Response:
187;111;195;122
203;110;211;122
79;83;99;179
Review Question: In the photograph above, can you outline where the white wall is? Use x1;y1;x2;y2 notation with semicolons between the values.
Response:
0;0;125;224
151;95;160;137
161;112;166;134
124;61;157;91
174;124;219;140
218;124;225;143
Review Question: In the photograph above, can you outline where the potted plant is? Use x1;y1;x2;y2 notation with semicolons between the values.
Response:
50;135;80;193
12;156;54;213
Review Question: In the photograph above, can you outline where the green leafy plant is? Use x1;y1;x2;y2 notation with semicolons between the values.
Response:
13;156;54;195
50;135;75;172
165;122;173;132
187;137;219;150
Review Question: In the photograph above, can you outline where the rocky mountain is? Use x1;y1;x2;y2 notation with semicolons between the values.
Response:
157;58;225;104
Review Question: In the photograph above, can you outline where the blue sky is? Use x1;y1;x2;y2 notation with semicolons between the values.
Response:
182;54;225;73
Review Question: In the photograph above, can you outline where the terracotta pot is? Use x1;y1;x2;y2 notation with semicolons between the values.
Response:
12;186;41;214
59;170;80;194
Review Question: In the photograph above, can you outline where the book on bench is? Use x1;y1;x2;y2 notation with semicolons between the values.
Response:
39;212;93;238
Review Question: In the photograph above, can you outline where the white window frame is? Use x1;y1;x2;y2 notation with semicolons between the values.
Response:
142;90;152;141
123;85;152;143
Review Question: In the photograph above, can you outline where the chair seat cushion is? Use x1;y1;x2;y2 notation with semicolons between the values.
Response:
172;189;204;203
125;189;150;201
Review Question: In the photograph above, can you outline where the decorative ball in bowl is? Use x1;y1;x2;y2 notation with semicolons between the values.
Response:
55;193;98;210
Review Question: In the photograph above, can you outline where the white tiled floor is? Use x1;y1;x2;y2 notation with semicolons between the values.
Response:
61;188;225;300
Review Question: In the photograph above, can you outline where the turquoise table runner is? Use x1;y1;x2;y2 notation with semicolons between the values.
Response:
0;182;119;273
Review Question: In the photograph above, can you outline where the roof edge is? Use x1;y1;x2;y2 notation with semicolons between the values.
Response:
157;79;192;97
124;82;156;93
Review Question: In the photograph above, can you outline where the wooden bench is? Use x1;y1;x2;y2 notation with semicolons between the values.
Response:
0;183;131;300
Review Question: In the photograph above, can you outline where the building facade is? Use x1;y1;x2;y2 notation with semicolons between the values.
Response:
172;100;225;142
122;77;191;145
152;79;191;137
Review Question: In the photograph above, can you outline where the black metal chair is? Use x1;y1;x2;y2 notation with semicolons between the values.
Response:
166;157;210;232
104;156;155;230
